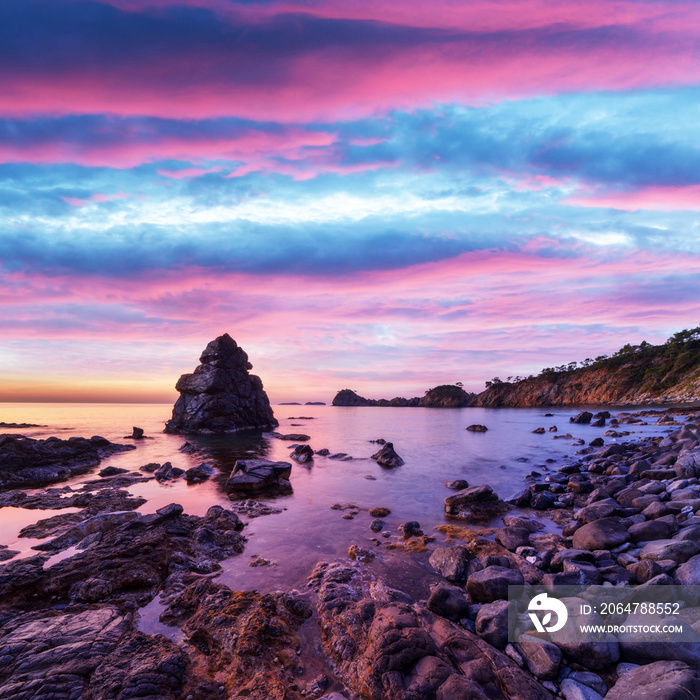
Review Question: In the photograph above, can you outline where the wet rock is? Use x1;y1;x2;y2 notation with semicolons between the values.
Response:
444;484;508;521
400;521;423;537
164;333;278;434
530;491;557;510
370;519;385;532
290;444;314;463
547;600;619;670
316;564;551;700
503;515;545;532
226;459;292;492
348;545;375;562
154;461;185;481
0;606;130;698
428;582;471;621
276;433;311;441
0;434;135;488
629;519;674;542
568;671;607;697
32;510;141;551
640;539;699;564
572;517;631;551
429;546;471;583
0;504;245;610
445;479;469;490
371;442;405;468
674;554;700;585
507;488;532;507
475;599;510;649
532;427;546;434
466;424;488;432
617;612;700;666
128;426;144;439
466;565;524;603
163;578;312;699
98;466;129;478
516;635;561;680
570;412;593;424
606;660;700;700
369;507;391;518
495;527;531;552
184;461;215;483
84;631;186;699
560;679;604;700
574;498;619;523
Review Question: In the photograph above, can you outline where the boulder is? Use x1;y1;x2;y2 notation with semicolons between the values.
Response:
225;459;292;492
495;527;531;552
575;498;620;524
184;461;215;483
516;636;562;680
290;444;314;463
164;333;278;434
640;539;699;564
429;546;471;583
276;433;310;441
547;599;619;670
445;479;469;490
674;554;700;586
561;679;604;700
617;612;700;666
466;566;524;603
466;424;488;432
629;519;675;542
572;518;631;551
427;582;471;621
444;484;507;520
606;661;700;700
531;491;557;510
475;600;510;649
371;442;405;468
570;412;593;424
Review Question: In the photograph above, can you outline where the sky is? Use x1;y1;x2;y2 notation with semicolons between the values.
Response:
2;0;700;403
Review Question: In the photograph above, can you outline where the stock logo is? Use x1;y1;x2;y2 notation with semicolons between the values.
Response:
527;593;568;633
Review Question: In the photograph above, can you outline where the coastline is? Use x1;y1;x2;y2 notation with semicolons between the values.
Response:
0;403;699;697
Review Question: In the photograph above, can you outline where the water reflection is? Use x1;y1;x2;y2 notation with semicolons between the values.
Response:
0;402;687;591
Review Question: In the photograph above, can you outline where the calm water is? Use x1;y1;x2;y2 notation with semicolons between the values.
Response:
0;402;680;593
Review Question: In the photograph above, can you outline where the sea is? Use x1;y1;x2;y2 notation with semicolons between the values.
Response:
0;402;682;611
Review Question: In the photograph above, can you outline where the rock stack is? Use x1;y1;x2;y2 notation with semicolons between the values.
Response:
164;334;279;434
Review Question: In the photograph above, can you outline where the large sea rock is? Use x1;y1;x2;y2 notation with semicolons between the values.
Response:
164;334;278;434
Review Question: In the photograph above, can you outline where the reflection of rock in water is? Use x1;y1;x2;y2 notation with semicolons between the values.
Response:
165;333;279;434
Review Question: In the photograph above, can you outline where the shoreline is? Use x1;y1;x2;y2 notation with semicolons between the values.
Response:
0;405;699;698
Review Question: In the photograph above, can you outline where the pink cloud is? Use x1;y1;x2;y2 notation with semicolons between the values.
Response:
565;185;700;211
104;0;700;34
61;192;129;207
2;16;700;123
156;166;223;179
61;196;88;207
0;126;336;168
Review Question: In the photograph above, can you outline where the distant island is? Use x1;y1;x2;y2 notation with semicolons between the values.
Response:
333;385;474;408
333;326;700;408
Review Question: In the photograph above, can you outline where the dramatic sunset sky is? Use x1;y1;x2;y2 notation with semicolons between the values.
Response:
2;0;700;403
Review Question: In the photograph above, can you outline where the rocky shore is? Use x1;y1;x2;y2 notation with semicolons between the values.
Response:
0;434;134;488
2;406;700;699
